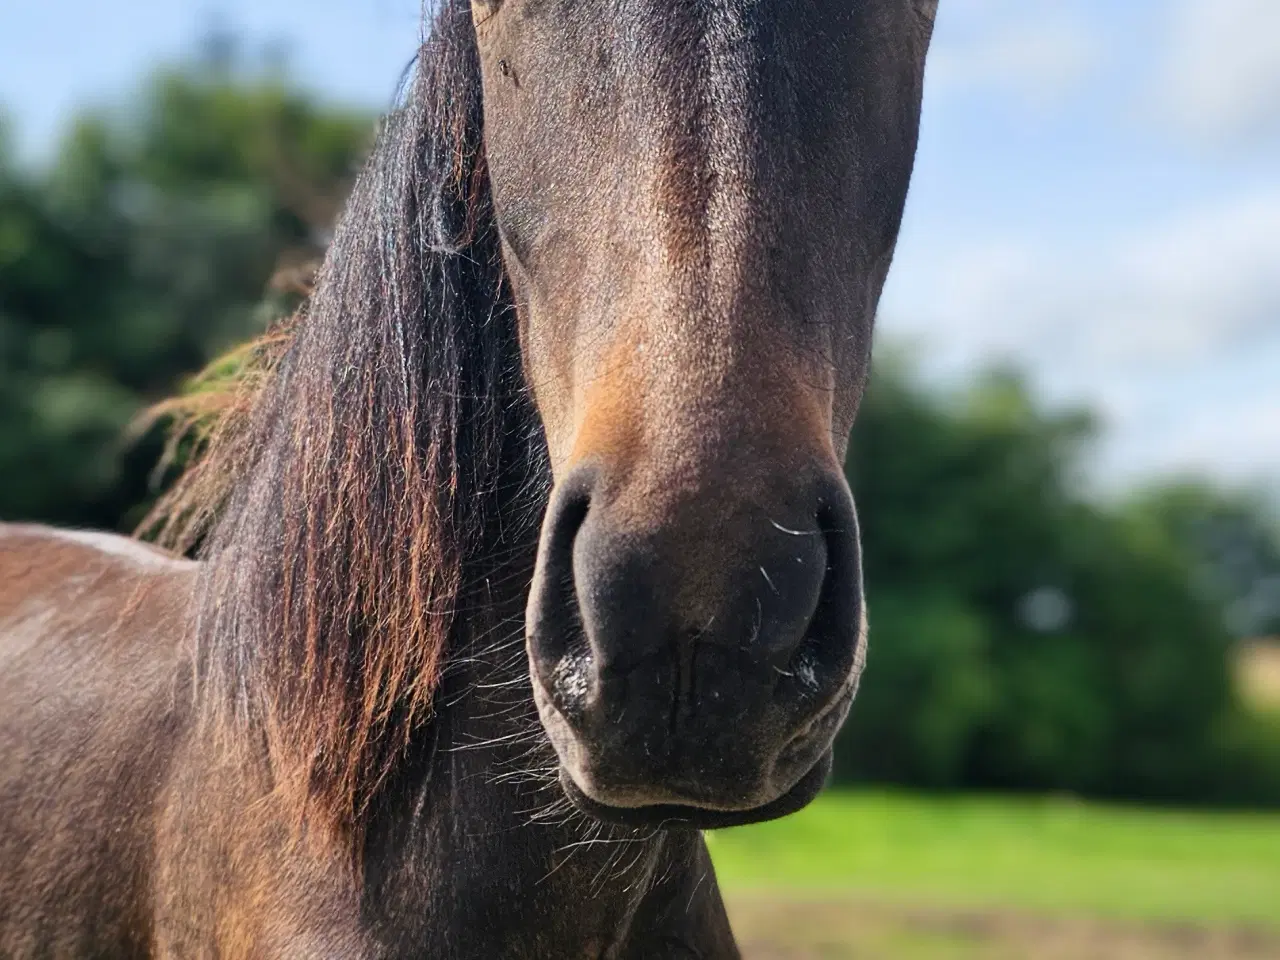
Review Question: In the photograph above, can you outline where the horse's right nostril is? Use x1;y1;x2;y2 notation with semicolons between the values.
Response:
526;469;594;716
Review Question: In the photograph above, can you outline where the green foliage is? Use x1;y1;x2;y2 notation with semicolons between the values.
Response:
0;60;372;530
835;361;1279;805
1128;482;1280;639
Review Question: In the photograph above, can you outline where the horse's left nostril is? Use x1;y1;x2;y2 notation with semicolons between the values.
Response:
750;522;830;665
776;487;864;706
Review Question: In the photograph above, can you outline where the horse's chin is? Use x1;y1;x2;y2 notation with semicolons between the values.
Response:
557;751;832;830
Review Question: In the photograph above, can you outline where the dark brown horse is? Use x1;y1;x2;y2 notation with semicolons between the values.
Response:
0;0;938;955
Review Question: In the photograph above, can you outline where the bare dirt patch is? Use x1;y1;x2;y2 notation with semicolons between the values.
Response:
728;897;1280;960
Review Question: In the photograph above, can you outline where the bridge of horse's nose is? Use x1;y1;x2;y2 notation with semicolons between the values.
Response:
527;463;851;725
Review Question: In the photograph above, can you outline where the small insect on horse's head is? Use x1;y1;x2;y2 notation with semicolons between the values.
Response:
471;0;937;827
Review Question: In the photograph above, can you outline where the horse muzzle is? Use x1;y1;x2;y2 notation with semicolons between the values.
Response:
525;462;866;828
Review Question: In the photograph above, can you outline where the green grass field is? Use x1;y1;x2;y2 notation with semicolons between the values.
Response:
707;790;1280;958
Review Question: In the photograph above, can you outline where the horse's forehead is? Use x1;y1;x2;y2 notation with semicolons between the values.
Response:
477;0;905;42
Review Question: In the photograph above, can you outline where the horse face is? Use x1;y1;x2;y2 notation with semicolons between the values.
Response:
471;0;937;827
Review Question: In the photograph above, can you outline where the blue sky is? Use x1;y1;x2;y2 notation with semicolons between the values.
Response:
2;0;1277;490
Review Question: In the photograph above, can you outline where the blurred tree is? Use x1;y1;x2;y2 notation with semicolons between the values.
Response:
834;360;1275;805
1129;483;1280;640
0;57;372;530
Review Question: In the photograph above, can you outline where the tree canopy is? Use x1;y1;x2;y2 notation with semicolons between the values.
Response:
0;58;370;530
837;363;1280;804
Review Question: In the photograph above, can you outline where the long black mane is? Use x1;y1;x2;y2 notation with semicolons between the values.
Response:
149;0;547;840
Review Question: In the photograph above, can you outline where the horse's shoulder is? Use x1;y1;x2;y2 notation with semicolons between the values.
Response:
0;526;197;954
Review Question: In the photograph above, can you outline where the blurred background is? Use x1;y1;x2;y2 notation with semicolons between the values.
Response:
1;1;1278;956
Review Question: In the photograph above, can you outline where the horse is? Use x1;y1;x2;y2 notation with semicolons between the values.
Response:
0;0;938;955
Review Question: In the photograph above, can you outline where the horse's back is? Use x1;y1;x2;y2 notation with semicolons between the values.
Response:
0;524;197;957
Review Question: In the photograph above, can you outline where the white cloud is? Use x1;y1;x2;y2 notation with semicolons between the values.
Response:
879;185;1280;483
1089;344;1280;488
1159;0;1280;141
927;3;1102;106
889;186;1280;370
1146;384;1280;480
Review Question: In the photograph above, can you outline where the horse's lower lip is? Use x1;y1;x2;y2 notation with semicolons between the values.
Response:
557;753;832;830
777;676;858;765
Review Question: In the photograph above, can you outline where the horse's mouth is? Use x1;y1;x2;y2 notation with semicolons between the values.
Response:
556;751;832;830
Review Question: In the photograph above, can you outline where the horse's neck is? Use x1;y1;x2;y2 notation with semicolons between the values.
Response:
331;417;734;954
355;587;735;956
